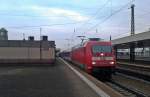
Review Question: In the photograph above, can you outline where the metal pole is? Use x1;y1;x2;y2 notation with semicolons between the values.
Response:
114;46;118;60
110;35;112;41
40;28;42;60
23;33;25;40
130;4;135;62
131;4;135;36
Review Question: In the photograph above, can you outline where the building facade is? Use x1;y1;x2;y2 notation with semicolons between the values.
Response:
0;40;55;64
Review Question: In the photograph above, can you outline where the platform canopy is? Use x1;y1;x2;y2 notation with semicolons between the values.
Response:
112;31;150;48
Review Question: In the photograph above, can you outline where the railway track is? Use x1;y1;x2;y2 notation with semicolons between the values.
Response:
94;71;150;97
104;62;150;97
64;59;150;97
116;67;150;81
104;67;150;97
105;80;148;97
117;62;150;73
116;62;150;82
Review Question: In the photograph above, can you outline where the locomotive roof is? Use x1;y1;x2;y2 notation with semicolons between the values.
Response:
72;40;111;49
62;49;71;52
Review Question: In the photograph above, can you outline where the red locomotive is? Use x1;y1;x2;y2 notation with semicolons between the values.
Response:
71;38;116;78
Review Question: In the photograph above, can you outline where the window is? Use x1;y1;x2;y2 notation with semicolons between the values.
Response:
92;45;112;53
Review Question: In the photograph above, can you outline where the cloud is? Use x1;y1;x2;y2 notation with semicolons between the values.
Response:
31;6;89;22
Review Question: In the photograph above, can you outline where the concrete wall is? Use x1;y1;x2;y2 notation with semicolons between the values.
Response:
0;47;55;60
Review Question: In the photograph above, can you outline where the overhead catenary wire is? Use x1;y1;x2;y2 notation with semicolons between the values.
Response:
0;13;88;18
70;0;111;45
0;6;110;13
6;22;84;29
83;0;135;34
112;31;130;39
76;0;111;31
135;10;150;18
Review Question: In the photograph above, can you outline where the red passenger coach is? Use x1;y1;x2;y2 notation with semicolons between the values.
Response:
71;38;116;78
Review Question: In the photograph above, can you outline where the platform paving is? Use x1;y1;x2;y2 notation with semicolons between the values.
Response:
0;61;99;97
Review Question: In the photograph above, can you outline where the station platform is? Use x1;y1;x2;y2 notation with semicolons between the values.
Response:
0;58;102;97
0;58;123;97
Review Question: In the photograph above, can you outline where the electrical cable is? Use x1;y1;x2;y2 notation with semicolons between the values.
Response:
77;0;111;31
83;0;135;33
70;0;111;45
6;22;84;29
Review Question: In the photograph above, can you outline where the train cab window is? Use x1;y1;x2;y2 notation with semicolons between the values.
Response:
92;45;112;53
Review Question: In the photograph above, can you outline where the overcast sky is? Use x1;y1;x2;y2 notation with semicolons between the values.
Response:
0;0;150;50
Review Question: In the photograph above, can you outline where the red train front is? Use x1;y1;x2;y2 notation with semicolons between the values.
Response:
71;38;116;78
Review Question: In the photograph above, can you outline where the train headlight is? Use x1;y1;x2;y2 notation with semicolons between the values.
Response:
92;62;96;65
110;62;114;64
100;53;104;56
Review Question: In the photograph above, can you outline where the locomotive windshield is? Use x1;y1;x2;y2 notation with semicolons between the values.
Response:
92;45;112;53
